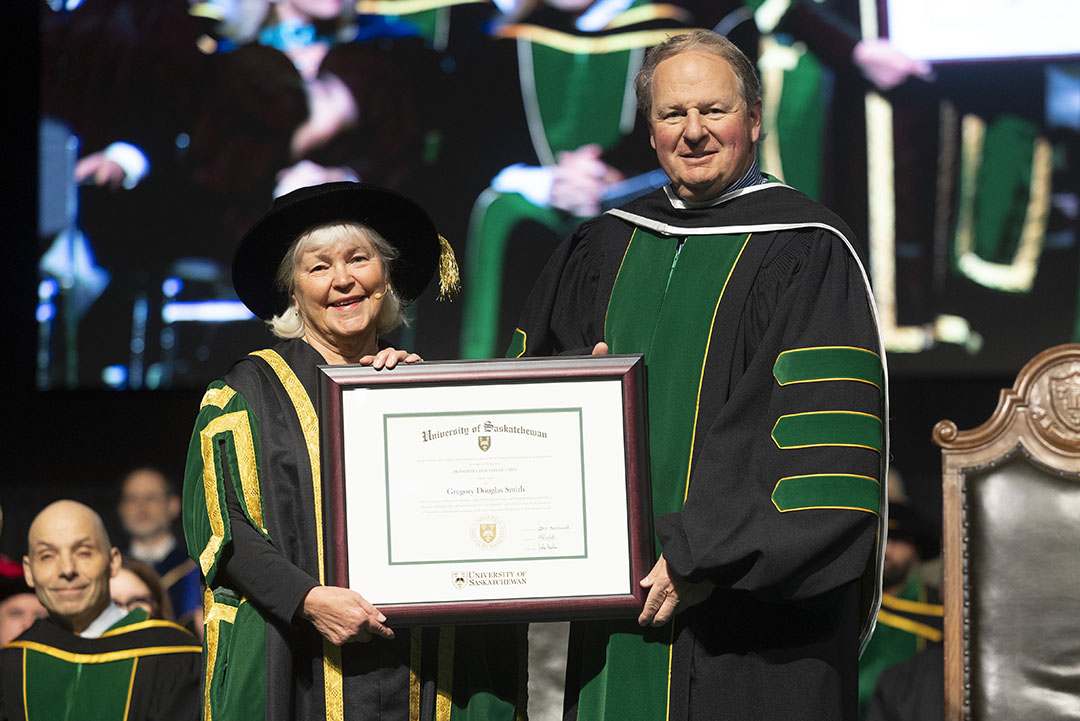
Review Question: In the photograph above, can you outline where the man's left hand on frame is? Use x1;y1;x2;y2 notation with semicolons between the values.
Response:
637;554;714;627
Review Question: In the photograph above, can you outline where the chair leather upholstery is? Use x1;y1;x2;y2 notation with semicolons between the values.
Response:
966;453;1080;719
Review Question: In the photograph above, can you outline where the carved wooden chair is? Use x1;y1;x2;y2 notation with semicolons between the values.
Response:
933;343;1080;720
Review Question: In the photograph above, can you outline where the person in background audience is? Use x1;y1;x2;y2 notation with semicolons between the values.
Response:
112;555;175;621
0;559;46;646
0;500;200;721
118;467;201;622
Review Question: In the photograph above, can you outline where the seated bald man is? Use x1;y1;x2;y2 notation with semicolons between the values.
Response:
0;500;201;721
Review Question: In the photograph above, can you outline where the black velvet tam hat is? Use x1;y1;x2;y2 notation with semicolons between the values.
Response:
232;182;459;320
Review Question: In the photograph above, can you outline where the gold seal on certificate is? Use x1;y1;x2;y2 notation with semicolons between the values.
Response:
472;517;504;549
319;356;654;625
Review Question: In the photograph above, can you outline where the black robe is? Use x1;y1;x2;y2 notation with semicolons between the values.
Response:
511;182;888;721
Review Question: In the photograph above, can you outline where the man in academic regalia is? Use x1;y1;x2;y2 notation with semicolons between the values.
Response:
0;501;200;721
511;29;888;721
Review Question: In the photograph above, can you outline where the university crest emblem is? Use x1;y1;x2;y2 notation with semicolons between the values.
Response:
471;516;505;549
478;435;492;452
1050;368;1080;431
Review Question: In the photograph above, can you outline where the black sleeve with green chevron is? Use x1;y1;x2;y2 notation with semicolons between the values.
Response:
655;231;884;604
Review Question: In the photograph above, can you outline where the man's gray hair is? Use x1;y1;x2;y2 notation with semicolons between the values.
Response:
634;29;762;119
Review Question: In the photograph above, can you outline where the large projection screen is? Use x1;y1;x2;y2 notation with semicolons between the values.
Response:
885;0;1080;62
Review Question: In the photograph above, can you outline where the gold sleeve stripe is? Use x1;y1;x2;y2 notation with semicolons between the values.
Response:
409;631;422;721
876;609;943;643
198;411;267;577
248;349;344;721
198;418;228;578
100;619;196;638
881;594;944;617
200;385;236;410
203;589;242;721
496;24;691;55
228;411;266;533
5;641;201;664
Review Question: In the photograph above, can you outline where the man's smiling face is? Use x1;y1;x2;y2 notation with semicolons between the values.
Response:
648;51;761;202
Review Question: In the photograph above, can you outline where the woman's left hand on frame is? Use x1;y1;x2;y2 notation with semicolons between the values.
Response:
360;347;422;370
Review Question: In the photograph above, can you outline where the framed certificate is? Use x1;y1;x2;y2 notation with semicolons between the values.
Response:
318;355;653;625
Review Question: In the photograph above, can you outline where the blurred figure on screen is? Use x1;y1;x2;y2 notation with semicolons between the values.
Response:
457;0;762;359
38;0;214;389
751;0;1059;365
186;0;423;254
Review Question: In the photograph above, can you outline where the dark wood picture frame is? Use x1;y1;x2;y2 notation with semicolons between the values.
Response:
318;354;653;626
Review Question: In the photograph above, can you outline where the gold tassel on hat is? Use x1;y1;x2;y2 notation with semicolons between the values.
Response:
437;235;461;300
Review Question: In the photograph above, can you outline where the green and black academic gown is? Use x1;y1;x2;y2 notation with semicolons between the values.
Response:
509;181;888;721
183;338;526;721
0;609;201;721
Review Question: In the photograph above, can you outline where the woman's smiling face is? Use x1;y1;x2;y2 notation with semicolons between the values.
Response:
292;227;388;354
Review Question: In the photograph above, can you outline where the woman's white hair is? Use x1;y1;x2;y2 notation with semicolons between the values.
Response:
267;222;406;339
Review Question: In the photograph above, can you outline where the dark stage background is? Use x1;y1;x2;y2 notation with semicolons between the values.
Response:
5;0;1080;558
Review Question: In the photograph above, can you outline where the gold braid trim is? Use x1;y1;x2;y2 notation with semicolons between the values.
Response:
435;627;456;721
437;235;461;300
249;349;344;721
410;631;423;721
198;411;266;578
203;592;240;721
